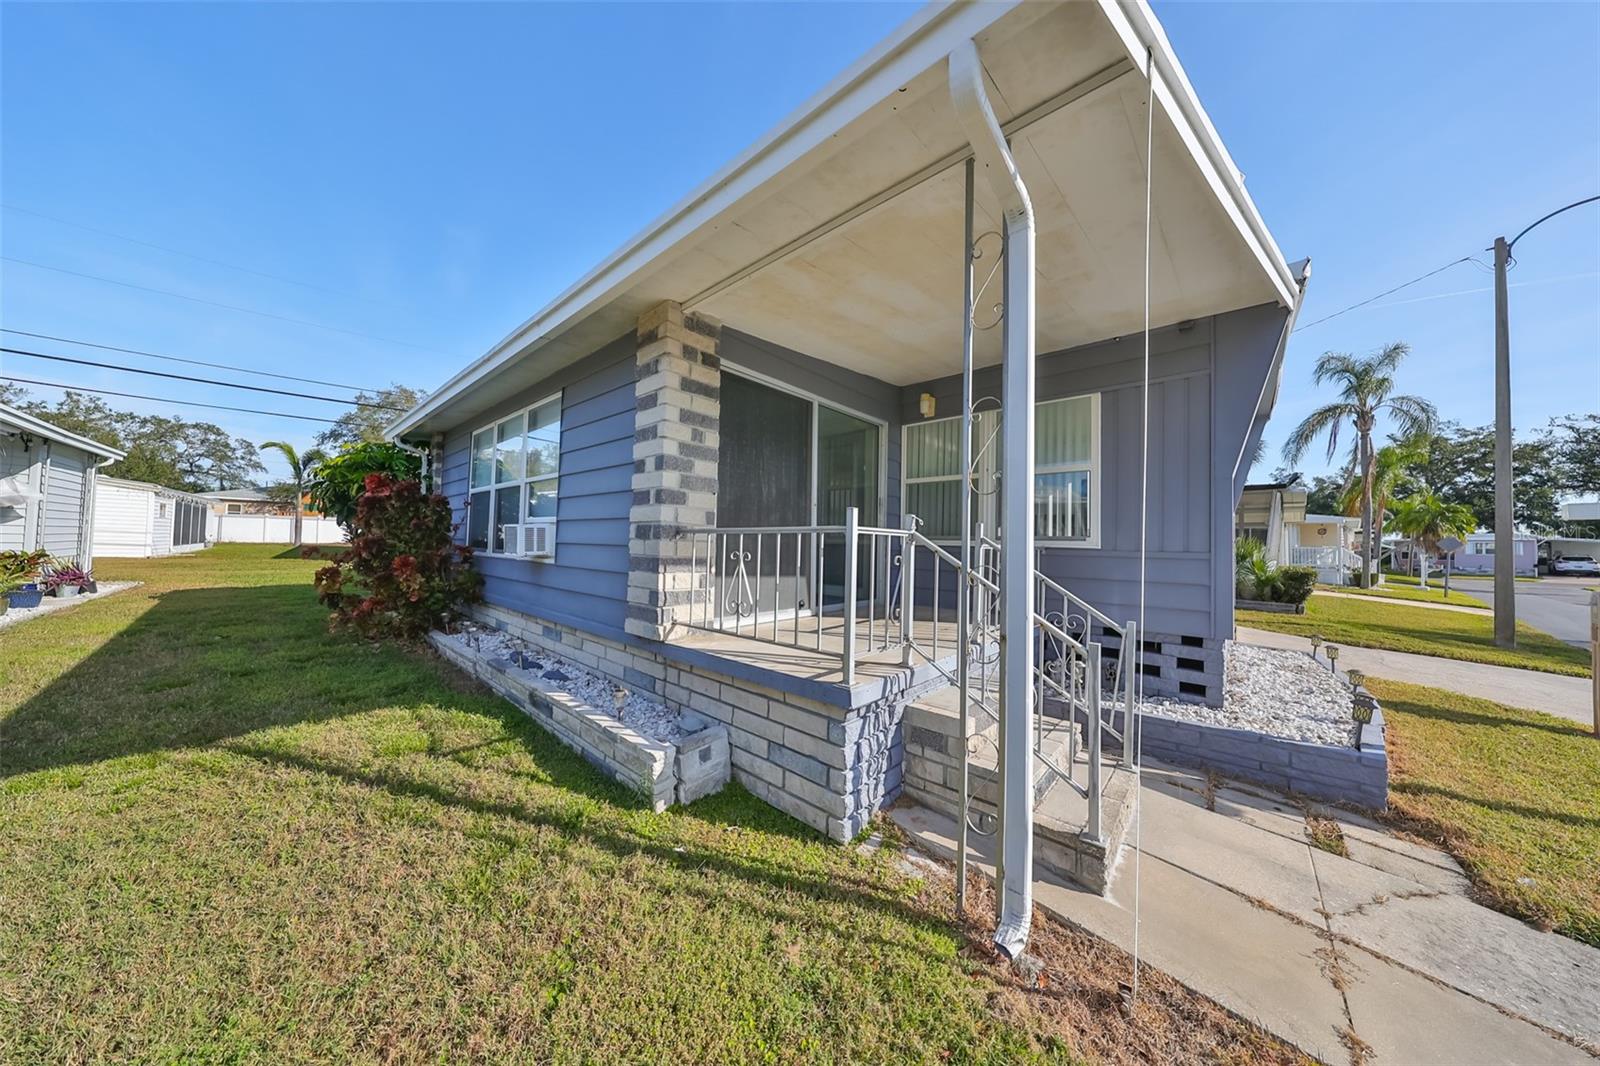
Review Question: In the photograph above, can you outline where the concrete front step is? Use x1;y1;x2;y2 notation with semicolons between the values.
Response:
900;685;1136;893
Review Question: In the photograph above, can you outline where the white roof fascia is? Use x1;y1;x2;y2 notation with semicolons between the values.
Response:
391;0;1298;439
389;1;1021;440
0;402;127;461
1098;0;1298;310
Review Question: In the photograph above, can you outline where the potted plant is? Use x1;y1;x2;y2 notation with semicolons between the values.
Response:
1;549;50;609
44;565;93;598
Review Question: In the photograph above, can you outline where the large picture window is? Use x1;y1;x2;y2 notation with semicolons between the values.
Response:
902;393;1099;546
467;393;562;554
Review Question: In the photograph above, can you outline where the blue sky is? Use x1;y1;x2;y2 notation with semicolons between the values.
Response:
3;2;1596;484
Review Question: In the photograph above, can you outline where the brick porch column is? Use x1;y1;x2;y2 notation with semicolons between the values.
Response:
626;301;721;641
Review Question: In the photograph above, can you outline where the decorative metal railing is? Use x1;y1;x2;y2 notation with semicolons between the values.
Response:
676;507;910;684
676;508;1137;840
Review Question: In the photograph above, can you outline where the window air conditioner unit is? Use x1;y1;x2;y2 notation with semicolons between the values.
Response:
508;519;556;560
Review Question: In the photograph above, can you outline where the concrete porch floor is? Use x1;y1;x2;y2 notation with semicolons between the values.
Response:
893;759;1600;1064
673;614;962;693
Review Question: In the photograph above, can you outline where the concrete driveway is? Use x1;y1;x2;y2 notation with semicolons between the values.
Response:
1449;576;1596;649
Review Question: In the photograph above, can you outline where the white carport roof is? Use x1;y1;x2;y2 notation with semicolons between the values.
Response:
0;401;127;461
392;0;1299;439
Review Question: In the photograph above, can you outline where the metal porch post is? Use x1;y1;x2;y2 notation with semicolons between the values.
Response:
956;157;975;917
842;506;859;686
950;38;1037;960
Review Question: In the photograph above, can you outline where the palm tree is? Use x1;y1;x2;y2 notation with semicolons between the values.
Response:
1390;491;1476;590
259;441;327;547
1282;344;1436;588
1337;437;1428;581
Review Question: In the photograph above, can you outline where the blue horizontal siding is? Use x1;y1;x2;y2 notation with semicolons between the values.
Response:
440;332;635;634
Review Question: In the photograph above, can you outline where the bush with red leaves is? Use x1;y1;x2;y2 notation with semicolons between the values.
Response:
313;474;481;639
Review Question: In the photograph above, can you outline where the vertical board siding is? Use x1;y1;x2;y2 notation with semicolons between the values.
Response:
40;445;88;559
900;304;1288;640
441;333;636;635
92;481;155;557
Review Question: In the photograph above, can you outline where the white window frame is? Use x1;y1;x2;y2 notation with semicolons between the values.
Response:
901;391;1101;549
225;502;243;515
466;391;562;557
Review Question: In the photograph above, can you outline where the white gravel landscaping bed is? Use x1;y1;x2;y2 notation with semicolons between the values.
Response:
0;581;141;631
442;623;686;743
1138;642;1355;747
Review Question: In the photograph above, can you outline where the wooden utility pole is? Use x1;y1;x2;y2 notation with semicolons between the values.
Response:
1492;236;1516;647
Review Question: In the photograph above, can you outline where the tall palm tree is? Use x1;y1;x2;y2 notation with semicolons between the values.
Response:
1283;344;1436;588
259;441;327;547
1337;437;1428;580
1390;491;1476;590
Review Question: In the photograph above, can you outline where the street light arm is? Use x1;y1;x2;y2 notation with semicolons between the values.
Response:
1503;194;1600;252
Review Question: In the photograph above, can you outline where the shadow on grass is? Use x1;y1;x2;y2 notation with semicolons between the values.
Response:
1381;690;1588;738
273;545;344;561
1391;780;1600;831
222;740;927;938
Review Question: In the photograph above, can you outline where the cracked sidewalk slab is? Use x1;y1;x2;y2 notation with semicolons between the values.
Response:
892;757;1598;1064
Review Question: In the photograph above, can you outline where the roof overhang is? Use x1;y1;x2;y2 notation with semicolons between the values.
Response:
0;401;127;461
391;0;1300;439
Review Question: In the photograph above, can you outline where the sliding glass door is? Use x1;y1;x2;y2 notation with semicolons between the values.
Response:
714;371;884;622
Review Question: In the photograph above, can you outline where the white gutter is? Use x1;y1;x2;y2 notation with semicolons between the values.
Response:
949;39;1036;962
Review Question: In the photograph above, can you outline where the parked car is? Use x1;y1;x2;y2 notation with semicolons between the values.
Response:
1550;555;1600;577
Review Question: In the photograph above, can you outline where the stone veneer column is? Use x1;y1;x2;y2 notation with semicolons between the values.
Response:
625;301;721;641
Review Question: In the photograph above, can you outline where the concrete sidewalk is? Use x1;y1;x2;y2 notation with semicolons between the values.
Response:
1313;588;1489;615
893;761;1600;1064
1238;625;1595;728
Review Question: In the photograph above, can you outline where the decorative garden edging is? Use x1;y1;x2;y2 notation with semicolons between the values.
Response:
428;630;730;812
1235;598;1307;614
1136;703;1387;809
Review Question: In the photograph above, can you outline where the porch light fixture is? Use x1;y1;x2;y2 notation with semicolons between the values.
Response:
919;393;937;419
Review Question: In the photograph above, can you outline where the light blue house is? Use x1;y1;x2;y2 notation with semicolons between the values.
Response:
390;0;1307;917
1;402;125;567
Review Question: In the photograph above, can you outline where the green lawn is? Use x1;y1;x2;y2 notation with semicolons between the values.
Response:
1238;595;1591;677
1371;679;1600;947
1316;583;1488;609
0;545;1295;1064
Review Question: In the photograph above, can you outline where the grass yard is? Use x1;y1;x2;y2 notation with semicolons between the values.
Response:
1370;679;1600;948
0;545;1301;1064
1315;583;1488;609
1238;594;1591;677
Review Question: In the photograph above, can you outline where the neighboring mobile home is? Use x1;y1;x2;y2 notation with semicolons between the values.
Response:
0;402;125;567
198;488;299;516
388;1;1306;849
93;477;212;558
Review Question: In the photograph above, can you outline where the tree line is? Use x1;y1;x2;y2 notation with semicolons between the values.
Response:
0;382;424;500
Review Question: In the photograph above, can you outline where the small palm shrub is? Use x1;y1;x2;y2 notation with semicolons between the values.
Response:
313;474;481;639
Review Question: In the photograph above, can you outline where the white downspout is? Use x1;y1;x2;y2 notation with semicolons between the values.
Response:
949;39;1036;960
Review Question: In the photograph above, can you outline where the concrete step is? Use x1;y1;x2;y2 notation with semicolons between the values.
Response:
900;684;1136;893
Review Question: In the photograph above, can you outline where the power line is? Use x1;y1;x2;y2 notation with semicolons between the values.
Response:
1;346;406;410
0;375;343;425
1;328;385;393
1292;257;1478;333
1;256;454;355
1;203;404;309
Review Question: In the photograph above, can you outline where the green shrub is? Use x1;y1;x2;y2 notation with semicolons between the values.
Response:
1275;566;1317;605
309;442;423;529
313;474;480;639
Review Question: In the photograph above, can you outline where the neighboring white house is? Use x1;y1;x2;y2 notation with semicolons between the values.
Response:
93;477;212;558
0;402;126;567
1235;478;1362;584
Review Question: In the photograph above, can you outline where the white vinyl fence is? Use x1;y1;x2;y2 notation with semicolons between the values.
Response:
208;513;347;545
